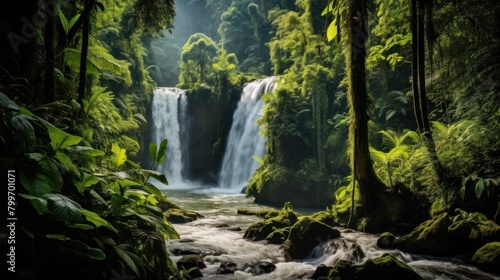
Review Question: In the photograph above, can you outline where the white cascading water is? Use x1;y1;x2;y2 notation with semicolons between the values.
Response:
219;76;278;192
151;87;188;188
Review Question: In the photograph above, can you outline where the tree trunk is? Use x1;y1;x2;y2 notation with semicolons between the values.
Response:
346;0;385;211
78;15;90;104
411;0;442;183
44;0;56;103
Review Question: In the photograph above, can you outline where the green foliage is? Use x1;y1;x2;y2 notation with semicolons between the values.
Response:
452;208;488;223
178;33;218;87
461;174;500;200
1;91;180;278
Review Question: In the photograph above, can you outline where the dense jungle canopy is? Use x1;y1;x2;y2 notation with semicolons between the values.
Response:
0;0;499;279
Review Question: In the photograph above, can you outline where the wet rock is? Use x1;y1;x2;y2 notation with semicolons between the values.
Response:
377;232;396;248
216;261;237;274
168;241;226;257
177;255;206;278
325;239;365;263
157;199;204;224
226;226;242;231
283;217;341;261
249;261;276;275
310;264;333;279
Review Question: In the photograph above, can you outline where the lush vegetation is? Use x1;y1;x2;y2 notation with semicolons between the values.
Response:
1;0;499;279
151;0;499;229
0;0;185;279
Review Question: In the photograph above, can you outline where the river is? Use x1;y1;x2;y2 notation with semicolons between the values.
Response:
163;187;500;280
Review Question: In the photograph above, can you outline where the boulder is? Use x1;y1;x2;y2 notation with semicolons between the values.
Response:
157;199;203;224
471;242;500;274
176;254;206;278
248;261;276;275
216;261;237;274
283;217;341;260
243;210;298;242
391;212;453;256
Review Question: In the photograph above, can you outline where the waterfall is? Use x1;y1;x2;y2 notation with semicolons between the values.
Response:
151;87;188;188
219;76;278;191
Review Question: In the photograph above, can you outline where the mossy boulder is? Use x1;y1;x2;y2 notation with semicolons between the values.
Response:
324;253;422;280
385;210;500;257
158;199;203;223
283;217;341;260
265;226;290;244
376;232;396;249
243;210;298;242
390;212;453;256
471;242;500;274
448;213;500;255
310;210;338;227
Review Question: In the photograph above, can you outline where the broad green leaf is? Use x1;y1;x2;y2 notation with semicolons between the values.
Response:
142;182;165;198
115;244;142;277
115;179;140;190
58;10;69;34
48;126;83;151
63;240;106;260
75;173;100;193
459;185;465;200
38;157;63;192
19;193;48;214
0;91;19;111
475;180;485;199
110;194;129;213
110;143;127;168
82;128;94;142
54;151;79;174
20;171;52;197
81;209;118;233
44;194;83;223
143;169;168;186
326;18;338;42
149;142;157;160
67;146;105;157
10;114;36;152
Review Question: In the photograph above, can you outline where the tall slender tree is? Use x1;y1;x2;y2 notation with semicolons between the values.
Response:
345;0;385;212
411;0;442;183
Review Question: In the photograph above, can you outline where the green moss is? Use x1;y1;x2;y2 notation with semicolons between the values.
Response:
430;196;447;217
472;242;500;274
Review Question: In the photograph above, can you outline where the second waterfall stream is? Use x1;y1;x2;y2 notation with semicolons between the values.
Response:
219;76;277;192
